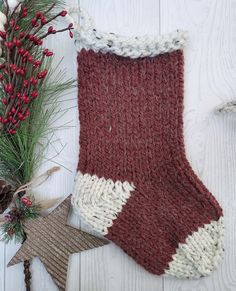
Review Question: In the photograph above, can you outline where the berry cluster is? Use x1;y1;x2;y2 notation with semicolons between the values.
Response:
3;196;39;239
0;2;73;135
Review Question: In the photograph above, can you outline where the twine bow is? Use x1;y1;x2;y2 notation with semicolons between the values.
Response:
13;166;60;198
0;166;61;226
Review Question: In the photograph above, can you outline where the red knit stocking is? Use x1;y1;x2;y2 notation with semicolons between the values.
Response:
72;16;224;278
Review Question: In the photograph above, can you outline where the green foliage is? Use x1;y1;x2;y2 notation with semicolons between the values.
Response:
0;58;75;185
0;0;65;18
1;196;41;243
0;0;75;186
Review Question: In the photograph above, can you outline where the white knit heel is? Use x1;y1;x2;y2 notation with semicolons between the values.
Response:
72;171;135;235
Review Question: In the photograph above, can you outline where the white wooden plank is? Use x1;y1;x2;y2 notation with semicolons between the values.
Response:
5;243;25;291
160;1;236;290
78;1;163;291
80;0;160;36
0;243;5;291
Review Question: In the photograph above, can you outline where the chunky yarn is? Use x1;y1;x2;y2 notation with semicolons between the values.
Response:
72;8;224;279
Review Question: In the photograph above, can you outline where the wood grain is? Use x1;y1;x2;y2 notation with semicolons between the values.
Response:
2;0;236;290
0;243;5;291
161;0;236;291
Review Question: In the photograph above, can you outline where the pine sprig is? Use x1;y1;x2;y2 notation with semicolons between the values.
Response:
1;196;41;242
0;1;75;186
0;62;75;185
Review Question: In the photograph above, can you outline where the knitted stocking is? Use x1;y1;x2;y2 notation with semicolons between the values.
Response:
72;9;224;279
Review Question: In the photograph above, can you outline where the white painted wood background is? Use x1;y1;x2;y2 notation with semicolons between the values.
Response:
1;0;236;290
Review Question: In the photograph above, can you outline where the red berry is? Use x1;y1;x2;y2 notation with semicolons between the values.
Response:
30;77;38;85
23;51;29;58
0;64;6;70
27;200;32;206
5;84;13;94
36;12;43;19
36;39;43;46
10;64;17;71
20;69;25;76
10;95;14;99
25;110;30;116
4;42;13;50
12;119;17;124
60;10;67;17
38;69;48;79
17;113;24;120
23;97;30;104
18;47;25;55
23;80;28;88
33;60;41;67
0;74;3;80
21;7;28;18
21;197;32;206
46;51;53;57
28;56;33;62
8;84;13;94
43;49;49;55
0;116;2;122
3;118;8;124
68;23;73;28
22;11;27;17
0;31;6;39
13;37;21;47
15;25;20;31
31;19;38;27
69;31;74;38
31;91;38;98
11;107;16;113
48;26;53;33
28;34;35;41
10;19;15;28
19;32;25;38
41;17;47;25
33;37;38;44
2;98;7;105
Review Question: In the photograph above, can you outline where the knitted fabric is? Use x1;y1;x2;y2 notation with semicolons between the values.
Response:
72;9;224;279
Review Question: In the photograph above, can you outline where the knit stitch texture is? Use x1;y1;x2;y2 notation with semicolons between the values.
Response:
72;11;224;278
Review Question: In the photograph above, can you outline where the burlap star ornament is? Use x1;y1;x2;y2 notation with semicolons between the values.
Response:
8;195;108;290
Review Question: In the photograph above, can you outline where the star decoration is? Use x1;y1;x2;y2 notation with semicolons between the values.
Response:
8;195;108;290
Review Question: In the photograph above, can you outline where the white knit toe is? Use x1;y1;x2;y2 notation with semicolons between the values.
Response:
166;217;224;278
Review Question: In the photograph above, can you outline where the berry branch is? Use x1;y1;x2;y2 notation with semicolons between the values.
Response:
0;1;73;135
